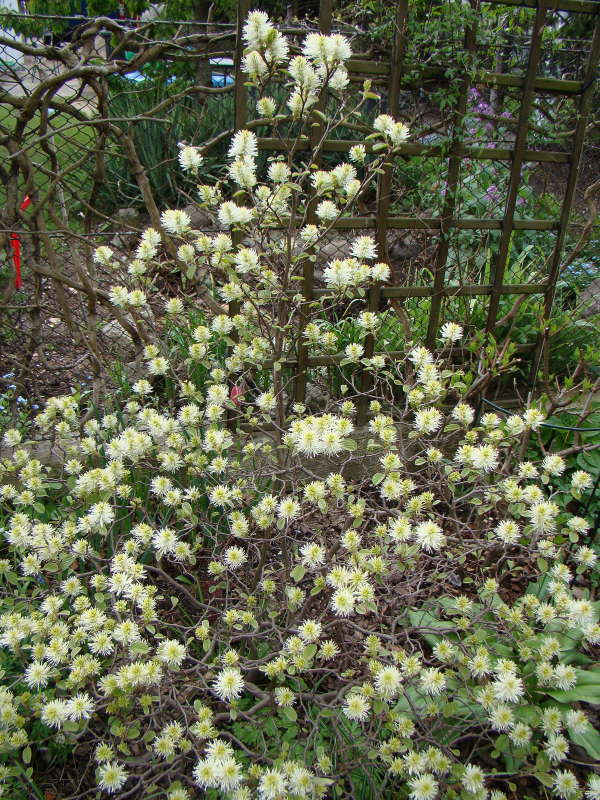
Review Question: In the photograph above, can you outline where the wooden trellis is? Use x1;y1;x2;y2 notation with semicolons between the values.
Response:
228;0;600;412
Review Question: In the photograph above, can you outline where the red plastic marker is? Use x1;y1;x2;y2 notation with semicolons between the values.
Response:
10;195;31;289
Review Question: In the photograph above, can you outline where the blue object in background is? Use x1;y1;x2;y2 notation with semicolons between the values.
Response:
211;73;234;87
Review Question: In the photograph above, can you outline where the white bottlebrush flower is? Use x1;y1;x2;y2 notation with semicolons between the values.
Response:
213;667;244;702
374;114;395;135
525;501;559;533
66;692;94;721
330;67;349;91
542;454;565;476
41;699;69;728
227;160;256;194
375;665;403;699
571;470;592;491
408;773;439;800
300;541;326;568
316;200;339;222
440;321;463;342
350;236;377;260
228;129;258;162
522;407;545;429
494;520;520;545
389;121;409;145
268;161;290;183
349;144;366;163
451;403;474;426
98;761;129;794
218;202;254;228
414;408;442;435
553;771;579;799
414;521;445;552
156;639;186;667
471;445;499;472
344;343;364;362
303;32;351;65
243;49;268;78
492;673;524;703
330;587;355;617
160;209;191;235
277;498;300;522
178;145;203;172
343;693;370;722
257;96;276;117
258;769;287;800
224;546;248;569
419;668;446;696
24;660;52;689
462;764;485;794
243;10;272;49
371;262;391;282
298;619;322;643
93;245;114;266
586;774;600;800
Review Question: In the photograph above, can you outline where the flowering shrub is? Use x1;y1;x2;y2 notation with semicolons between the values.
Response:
0;12;599;800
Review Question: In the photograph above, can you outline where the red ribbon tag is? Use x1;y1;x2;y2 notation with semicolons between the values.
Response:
10;196;31;289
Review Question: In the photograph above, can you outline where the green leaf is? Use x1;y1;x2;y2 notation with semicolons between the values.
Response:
533;773;554;788
568;727;600;760
342;438;357;451
290;565;305;583
302;644;317;660
371;473;385;485
22;746;31;764
282;707;297;723
544;669;600;704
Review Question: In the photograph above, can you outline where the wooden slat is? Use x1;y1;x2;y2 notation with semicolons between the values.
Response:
346;60;584;93
486;2;548;332
277;216;557;230
310;283;547;299
483;0;597;13
227;0;250;429
264;341;537;370
427;3;479;348
257;137;570;163
531;9;600;386
358;0;409;424
293;0;332;405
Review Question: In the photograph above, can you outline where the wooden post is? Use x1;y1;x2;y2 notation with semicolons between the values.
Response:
426;2;479;349
485;1;547;333
357;0;408;425
529;7;600;387
293;0;333;405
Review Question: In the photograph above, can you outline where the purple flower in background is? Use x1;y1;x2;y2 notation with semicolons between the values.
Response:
501;111;512;120
486;185;501;202
517;196;527;206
